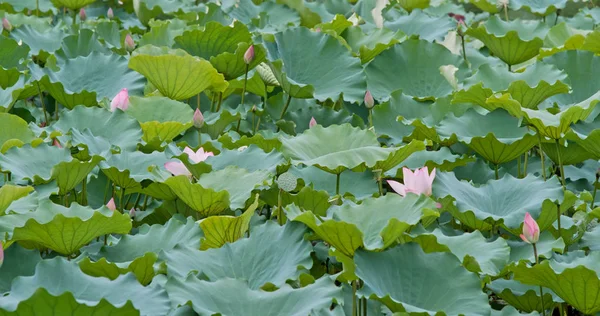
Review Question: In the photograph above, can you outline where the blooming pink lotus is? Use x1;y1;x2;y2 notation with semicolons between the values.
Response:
520;212;540;244
309;117;317;128
106;198;117;211
164;147;214;177
110;88;129;111
243;45;255;64
193;108;204;128
387;167;436;197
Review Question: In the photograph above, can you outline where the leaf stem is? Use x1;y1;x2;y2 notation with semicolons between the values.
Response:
120;187;125;213
352;280;357;316
142;195;149;211
503;4;509;21
197;129;202;147
36;0;39;16
368;109;373;129
459;32;468;65
537;132;546;180
555;139;566;189
280;94;292;120
36;82;49;123
103;180;111;204
216;92;223;112
494;164;499;180
533;243;547;316
592;174;599;209
375;170;383;196
523;151;529;177
72;9;76;26
277;188;283;225
80;176;87;205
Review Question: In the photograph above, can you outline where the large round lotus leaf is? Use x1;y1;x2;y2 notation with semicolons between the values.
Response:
397;0;430;11
166;275;341;316
197;166;272;210
509;0;567;16
133;0;195;25
342;26;405;64
0;257;170;314
511;251;600;314
0;144;71;184
409;228;510;277
88;217;202;263
371;101;415;145
0;0;55;12
385;147;475;178
543;50;600;106
50;0;96;10
198;195;259;249
457;63;569;109
52;106;142;152
0;245;41;293
0;201;131;255
164;175;230;217
0;37;29;89
289;167;378;200
437;109;537;164
541;141;595;165
0;113;35;153
129;45;228;100
30;52;145;109
467;16;549;66
100;151;170;190
127;96;193;144
280;124;395;174
489;279;560;312
139;19;187;48
433;172;563;229
77;253;158;286
10;25;66;56
53;29;110;61
365;39;462;100
163;221;312;289
354;243;490;315
269;27;366;103
206;146;286;174
384;10;454;42
174;21;251;61
51;155;103;195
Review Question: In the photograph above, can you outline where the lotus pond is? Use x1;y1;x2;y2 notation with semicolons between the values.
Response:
3;0;600;315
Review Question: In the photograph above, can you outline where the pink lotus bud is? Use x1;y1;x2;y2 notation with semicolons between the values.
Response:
106;198;117;211
110;88;129;111
0;242;3;268
387;167;436;197
124;34;135;52
364;91;375;109
520;212;540;244
309;117;317;128
129;208;135;218
79;8;87;21
193;108;204;128
107;8;114;19
243;45;254;64
52;138;62;148
2;18;12;32
315;28;321;32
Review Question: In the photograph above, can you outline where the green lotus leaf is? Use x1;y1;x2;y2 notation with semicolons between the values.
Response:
197;166;271;210
164;175;230;217
279;186;330;216
0;201;131;255
466;16;549;66
385;10;454;42
269;27;366;102
0;144;71;184
457;63;569;109
489;279;560;313
397;0;430;12
0;0;54;12
385;147;475;177
372;140;426;173
0;37;29;89
0;245;41;293
50;0;96;10
280;124;395;174
508;231;565;263
129;45;228;100
88;217;202;263
127;96;193;144
198;109;241;139
164;221;312;289
133;0;195;25
166;274;340;316
77;253;157;286
371;100;415;145
485;91;600;139
0;288;138;315
52;106;142;152
0;185;33;215
543;50;600;106
10;25;66;56
342;26;405;63
207;146;286;174
433;172;563;229
30;52;145;109
100;151;169;190
569;113;600;159
511;251;600;314
51;155;103;195
0;113;35;153
0;76;36;112
541;141;594;165
210;42;267;80
218;132;282;153
354;243;490;314
509;0;566;15
139;19;186;48
54;29;110;61
0;257;170;314
284;104;360;135
198;194;258;249
365;39;461;100
409;228;510;276
437;109;537;165
174;21;251;60
224;0;300;32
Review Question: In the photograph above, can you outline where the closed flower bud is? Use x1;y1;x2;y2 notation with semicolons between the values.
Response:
79;8;87;21
309;117;317;128
520;212;540;244
2;18;12;32
106;198;117;211
364;90;375;109
107;8;114;19
243;45;254;64
193;108;204;128
124;34;135;52
110;88;129;111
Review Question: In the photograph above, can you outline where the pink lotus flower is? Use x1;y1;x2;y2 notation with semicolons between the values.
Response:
520;212;540;244
52;138;62;148
387;167;436;197
124;34;135;52
129;208;135;218
79;8;87;21
193;108;204;128
107;8;114;19
106;198;117;211
165;147;214;177
2;18;12;32
364;91;375;109
243;45;255;64
110;88;129;111
309;117;317;128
